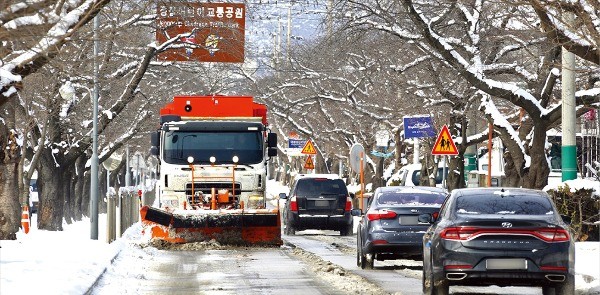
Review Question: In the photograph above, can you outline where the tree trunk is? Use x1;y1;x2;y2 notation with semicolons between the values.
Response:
521;128;550;189
72;154;87;220
0;102;21;239
447;155;465;191
62;168;74;224
37;151;66;231
503;151;521;187
373;156;385;191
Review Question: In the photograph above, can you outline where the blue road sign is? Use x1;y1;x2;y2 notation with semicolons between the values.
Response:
288;139;307;149
403;116;436;139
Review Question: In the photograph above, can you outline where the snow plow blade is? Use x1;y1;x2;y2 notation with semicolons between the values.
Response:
140;206;282;246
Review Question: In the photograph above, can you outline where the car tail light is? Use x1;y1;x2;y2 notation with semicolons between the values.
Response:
366;209;397;221
440;227;478;240
345;196;352;211
290;196;298;212
372;239;388;245
541;266;567;272
440;227;571;242
535;228;570;242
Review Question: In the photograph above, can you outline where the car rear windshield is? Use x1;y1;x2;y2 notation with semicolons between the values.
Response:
295;178;348;196
377;191;446;206
454;193;555;215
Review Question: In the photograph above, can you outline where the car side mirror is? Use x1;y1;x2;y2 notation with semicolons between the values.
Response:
418;213;433;224
561;215;572;225
279;193;288;199
351;209;362;217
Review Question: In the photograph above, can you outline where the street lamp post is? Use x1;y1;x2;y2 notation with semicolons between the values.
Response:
90;15;100;240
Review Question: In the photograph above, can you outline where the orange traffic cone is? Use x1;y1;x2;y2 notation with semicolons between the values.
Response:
21;205;30;234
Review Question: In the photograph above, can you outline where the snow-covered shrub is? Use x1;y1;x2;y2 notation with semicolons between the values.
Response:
546;183;600;241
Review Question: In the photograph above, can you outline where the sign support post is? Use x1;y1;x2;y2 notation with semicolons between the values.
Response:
360;151;364;212
431;125;459;189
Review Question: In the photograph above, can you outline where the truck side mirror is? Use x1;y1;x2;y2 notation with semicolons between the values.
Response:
150;131;160;148
268;148;278;157
150;146;159;156
267;132;277;148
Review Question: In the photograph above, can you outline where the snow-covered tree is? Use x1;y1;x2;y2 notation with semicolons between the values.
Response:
0;0;110;239
342;0;599;189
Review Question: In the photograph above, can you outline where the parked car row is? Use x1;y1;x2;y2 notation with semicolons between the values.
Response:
279;175;575;295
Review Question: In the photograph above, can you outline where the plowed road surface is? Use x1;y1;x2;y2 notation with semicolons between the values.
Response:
89;230;541;294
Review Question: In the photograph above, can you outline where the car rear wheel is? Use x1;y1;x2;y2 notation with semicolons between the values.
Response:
422;264;431;294
429;264;449;295
364;253;374;269
555;275;575;295
284;224;296;235
542;286;555;295
356;237;364;267
340;223;353;236
434;278;449;295
423;258;448;295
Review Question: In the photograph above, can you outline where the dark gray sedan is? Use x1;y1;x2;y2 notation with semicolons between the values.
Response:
353;186;448;269
420;188;575;295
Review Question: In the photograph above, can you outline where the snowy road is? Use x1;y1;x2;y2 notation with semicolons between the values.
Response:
285;230;541;295
90;244;341;294
89;228;548;295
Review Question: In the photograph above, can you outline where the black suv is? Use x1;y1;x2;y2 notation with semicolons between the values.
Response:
280;174;353;236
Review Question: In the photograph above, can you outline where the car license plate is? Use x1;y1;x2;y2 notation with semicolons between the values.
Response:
399;216;418;225
486;258;527;270
314;200;329;207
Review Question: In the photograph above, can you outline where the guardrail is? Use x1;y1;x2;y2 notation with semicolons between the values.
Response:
104;187;155;243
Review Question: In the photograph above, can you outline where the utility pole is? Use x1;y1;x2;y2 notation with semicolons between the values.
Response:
561;11;577;181
277;17;282;67
287;5;292;63
90;14;100;240
327;0;333;37
464;110;478;184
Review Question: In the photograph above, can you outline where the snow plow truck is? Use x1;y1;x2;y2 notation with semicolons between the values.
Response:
141;95;281;246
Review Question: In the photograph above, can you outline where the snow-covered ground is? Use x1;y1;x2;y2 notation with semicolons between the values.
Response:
1;179;599;295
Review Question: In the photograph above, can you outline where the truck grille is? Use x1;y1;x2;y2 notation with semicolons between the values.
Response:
185;182;241;197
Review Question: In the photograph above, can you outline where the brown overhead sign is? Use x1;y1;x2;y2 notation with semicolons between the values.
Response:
156;2;245;63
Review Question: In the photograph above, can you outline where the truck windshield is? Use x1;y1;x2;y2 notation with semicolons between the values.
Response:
163;131;263;165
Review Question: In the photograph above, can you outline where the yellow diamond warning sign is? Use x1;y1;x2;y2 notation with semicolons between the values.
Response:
304;155;315;170
301;139;317;155
431;125;458;155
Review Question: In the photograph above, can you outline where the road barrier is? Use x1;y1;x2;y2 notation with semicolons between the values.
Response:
105;188;146;243
21;205;30;234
